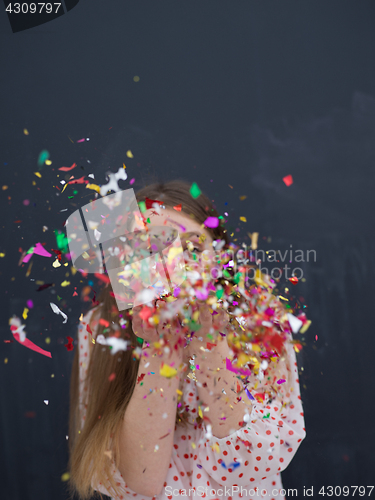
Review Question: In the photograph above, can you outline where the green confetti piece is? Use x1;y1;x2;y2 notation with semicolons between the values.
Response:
26;246;35;255
37;149;49;167
188;320;202;331
139;201;146;213
218;215;224;219
216;288;224;299
223;269;231;279
136;337;144;344
262;412;270;419
146;218;151;223
190;182;201;199
54;230;71;253
233;272;242;284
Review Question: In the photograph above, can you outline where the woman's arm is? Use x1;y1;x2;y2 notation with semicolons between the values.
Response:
117;311;185;497
193;339;249;439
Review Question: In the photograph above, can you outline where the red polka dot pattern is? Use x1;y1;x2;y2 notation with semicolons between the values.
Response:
77;307;306;499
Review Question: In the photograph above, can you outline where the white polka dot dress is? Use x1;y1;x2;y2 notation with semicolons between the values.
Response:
77;307;306;500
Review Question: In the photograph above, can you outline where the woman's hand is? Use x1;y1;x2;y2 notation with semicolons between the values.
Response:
131;301;186;354
186;302;231;358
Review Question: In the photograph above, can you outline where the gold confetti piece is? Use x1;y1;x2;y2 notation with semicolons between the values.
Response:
133;76;140;82
247;232;259;250
4;358;8;364
123;163;126;168
79;313;84;321
52;259;61;268
160;364;178;378
26;261;33;277
0;252;5;257
212;443;220;454
176;389;183;395
198;406;203;418
61;183;68;193
61;472;70;482
34;172;42;178
60;280;70;287
300;320;311;333
239;195;247;201
2;186;8;191
126;150;133;158
22;307;29;320
23;129;29;135
86;183;101;193
239;216;247;223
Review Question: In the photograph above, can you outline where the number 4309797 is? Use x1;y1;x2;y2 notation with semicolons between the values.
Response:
6;3;62;14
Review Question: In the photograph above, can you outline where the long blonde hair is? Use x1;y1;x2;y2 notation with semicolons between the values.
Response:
67;180;230;500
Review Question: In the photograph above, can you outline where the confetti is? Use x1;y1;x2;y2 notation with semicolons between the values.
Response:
160;364;178;378
50;303;68;323
58;163;77;172
283;174;293;186
190;182;201;199
9;316;52;358
203;217;219;228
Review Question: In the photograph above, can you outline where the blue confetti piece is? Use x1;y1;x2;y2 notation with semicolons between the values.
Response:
231;461;241;469
245;387;255;401
197;464;202;469
220;461;227;469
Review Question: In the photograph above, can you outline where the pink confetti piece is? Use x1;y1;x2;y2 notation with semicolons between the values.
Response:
10;318;52;358
277;379;286;384
129;178;135;185
33;242;52;257
282;174;293;186
204;217;219;228
76;138;86;143
26;300;33;308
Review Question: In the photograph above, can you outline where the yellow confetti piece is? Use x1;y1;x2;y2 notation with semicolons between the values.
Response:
61;472;70;482
133;76;140;82
176;389;183;395
0;252;5;257
51;374;55;378
4;358;8;364
211;443;220;454
160;364;177;378
239;195;247;201
52;259;61;268
60;280;70;287
45;160;52;165
71;267;77;275
123;163;126;168
300;320;311;333
64;262;69;266
239;216;247;223
79;313;84;321
86;183;101;193
45;337;51;344
198;406;203;418
23;128;29;135
2;186;8;191
191;442;196;449
126;150;133;158
22;307;29;320
34;172;42;178
61;183;68;193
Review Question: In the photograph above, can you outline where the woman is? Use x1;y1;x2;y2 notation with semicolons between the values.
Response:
68;180;306;500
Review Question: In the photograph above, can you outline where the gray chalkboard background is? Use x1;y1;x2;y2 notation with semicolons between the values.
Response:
1;1;375;499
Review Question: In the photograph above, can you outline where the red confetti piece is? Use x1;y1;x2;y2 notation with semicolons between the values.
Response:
86;324;92;334
65;336;74;351
137;373;145;384
67;176;89;185
145;197;164;210
289;276;299;285
11;326;52;358
58;163;77;172
99;318;109;327
108;373;116;382
282;174;293;186
173;204;182;211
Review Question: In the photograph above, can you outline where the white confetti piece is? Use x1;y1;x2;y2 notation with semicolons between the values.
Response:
287;313;303;333
100;166;127;196
44;400;49;405
50;303;68;324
